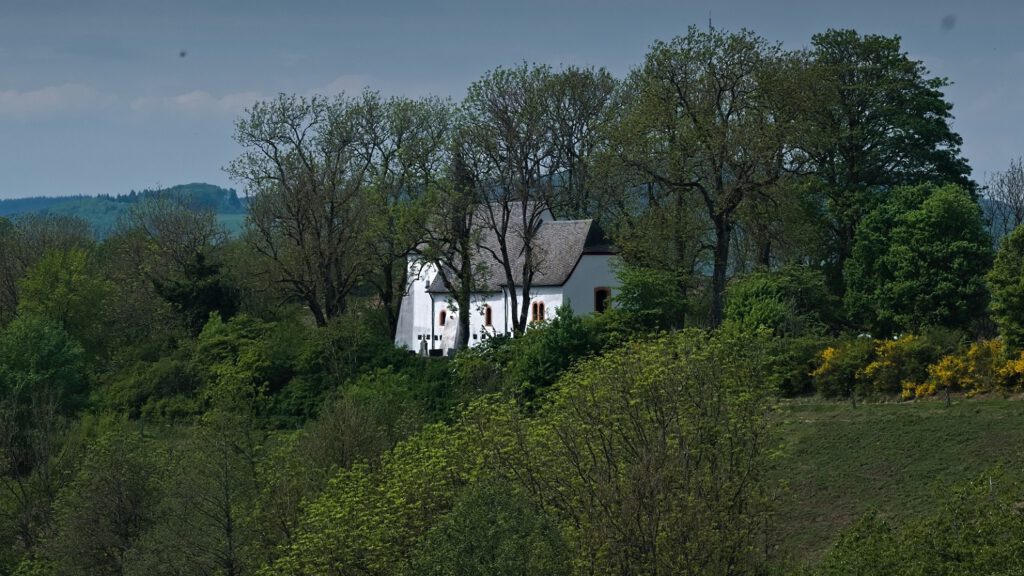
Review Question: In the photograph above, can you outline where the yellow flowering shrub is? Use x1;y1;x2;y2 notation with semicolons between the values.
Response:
810;338;875;398
997;351;1024;390
861;335;936;395
918;340;1004;398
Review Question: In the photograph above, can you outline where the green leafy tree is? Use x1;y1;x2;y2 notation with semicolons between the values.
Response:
410;478;569;576
17;248;115;357
462;64;615;334
43;428;159;576
476;329;780;575
130;402;266;576
0;316;86;563
118;192;238;336
354;92;454;339
988;224;1024;351
845;183;991;336
804;29;973;294
229;94;375;327
610;27;796;326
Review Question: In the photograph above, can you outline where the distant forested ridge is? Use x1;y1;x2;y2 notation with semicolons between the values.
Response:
0;183;246;237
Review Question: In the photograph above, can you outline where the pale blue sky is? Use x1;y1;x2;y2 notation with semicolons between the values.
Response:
0;0;1019;198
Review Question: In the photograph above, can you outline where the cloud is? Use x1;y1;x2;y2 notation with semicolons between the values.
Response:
129;90;263;114
0;83;115;118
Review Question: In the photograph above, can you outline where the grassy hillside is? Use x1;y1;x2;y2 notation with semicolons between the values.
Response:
773;398;1024;563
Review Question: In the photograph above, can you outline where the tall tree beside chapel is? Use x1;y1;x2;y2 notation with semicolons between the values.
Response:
804;29;972;294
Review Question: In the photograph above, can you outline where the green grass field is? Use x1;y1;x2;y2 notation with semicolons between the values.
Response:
773;398;1024;563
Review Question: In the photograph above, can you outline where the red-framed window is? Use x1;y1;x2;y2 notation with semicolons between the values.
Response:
531;300;546;323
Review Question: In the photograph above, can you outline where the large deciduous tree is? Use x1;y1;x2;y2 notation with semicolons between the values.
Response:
462;63;556;335
612;26;793;326
845;183;991;336
229;94;373;327
805;29;972;294
117;192;237;335
353;92;454;339
462;63;615;334
415;136;485;351
988;224;1024;351
542;66;617;219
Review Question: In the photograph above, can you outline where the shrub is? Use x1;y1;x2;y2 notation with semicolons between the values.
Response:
909;339;1004;399
724;265;838;336
861;328;963;395
767;335;834;397
612;264;688;330
810;337;875;398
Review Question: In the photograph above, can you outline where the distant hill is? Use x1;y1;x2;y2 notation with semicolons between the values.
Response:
0;183;247;238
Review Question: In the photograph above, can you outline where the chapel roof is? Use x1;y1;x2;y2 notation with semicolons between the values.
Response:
426;216;613;294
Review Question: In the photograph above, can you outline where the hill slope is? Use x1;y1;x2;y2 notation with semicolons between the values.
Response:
773;399;1024;563
0;183;247;237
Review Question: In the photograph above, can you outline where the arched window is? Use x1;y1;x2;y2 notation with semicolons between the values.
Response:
438;309;447;326
531;300;546;323
483;304;493;327
595;287;612;314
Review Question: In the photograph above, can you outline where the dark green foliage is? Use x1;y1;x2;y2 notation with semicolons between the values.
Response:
278;310;409;422
612;264;690;330
301;368;428;470
845;183;992;336
502;305;600;405
723;267;841;397
410;479;570;576
807;30;972;294
0;315;87;417
446;304;613;410
766;335;835;397
817;470;1024;576
43;428;158;576
725;265;838;336
95;357;202;421
988;224;1024;352
152;252;240;336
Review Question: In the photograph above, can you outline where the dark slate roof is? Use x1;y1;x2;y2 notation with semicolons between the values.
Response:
427;218;613;293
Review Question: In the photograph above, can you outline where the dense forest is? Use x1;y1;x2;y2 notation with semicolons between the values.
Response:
3;26;1024;575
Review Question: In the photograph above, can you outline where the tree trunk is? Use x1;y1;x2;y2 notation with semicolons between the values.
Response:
756;235;772;269
380;262;404;340
709;218;731;327
456;292;471;350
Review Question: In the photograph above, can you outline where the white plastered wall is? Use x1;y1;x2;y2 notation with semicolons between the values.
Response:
561;254;619;314
396;253;620;354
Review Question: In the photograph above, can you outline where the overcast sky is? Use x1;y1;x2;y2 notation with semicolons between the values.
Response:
0;0;1019;199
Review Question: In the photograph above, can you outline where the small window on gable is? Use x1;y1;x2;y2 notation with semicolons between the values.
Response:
483;304;493;327
595;287;612;314
531;300;546;323
438;309;447;326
